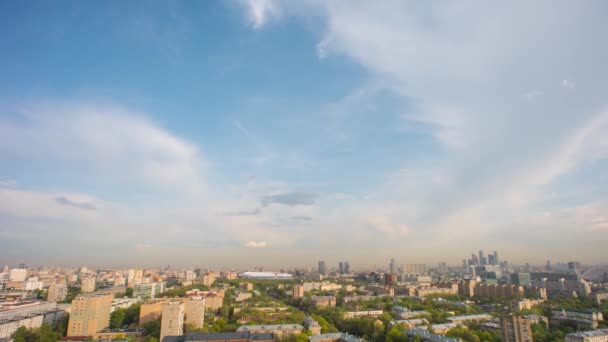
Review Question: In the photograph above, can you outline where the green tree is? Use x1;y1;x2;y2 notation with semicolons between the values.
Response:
12;326;36;342
38;323;60;342
110;308;126;328
124;303;141;326
125;287;134;298
55;314;70;337
143;319;161;339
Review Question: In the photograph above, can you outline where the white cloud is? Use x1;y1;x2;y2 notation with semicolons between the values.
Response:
245;241;267;248
0;102;205;190
235;1;608;255
241;0;282;29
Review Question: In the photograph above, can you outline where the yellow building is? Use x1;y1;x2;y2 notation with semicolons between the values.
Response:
160;302;184;341
67;293;113;337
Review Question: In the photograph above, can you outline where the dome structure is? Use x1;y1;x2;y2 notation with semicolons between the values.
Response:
581;267;608;283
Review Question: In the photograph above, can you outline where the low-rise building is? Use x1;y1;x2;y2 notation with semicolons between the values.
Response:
344;311;383;319
565;328;608;342
236;324;304;338
405;328;462;342
311;296;336;309
304;316;321;335
308;332;364;342
550;309;604;330
447;314;492;324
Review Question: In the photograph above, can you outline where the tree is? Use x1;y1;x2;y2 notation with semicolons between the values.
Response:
38;323;60;342
124;303;141;326
125;287;134;298
110;309;126;328
12;326;35;342
143;319;161;339
55;314;70;337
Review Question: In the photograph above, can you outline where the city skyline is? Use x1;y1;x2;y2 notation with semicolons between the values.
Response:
1;1;608;266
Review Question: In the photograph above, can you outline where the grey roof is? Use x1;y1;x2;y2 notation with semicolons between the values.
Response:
162;337;186;342
566;329;608;338
185;332;274;341
405;329;462;342
237;324;304;332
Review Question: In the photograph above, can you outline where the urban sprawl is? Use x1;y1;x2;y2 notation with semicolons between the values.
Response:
1;251;608;342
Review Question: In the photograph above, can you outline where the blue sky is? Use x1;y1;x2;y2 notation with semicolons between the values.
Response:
1;0;607;268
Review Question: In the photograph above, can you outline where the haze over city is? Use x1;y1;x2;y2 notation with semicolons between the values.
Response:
1;0;608;267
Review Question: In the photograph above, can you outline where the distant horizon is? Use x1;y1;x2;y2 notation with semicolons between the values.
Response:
1;1;608;264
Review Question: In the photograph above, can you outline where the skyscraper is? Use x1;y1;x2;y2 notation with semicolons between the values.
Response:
493;251;499;265
67;293;113;337
318;261;326;276
160;302;184;341
338;261;350;275
479;250;487;266
389;258;396;274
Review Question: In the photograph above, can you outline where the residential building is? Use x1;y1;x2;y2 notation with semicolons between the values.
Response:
81;276;96;293
309;332;364;342
178;331;275;342
403;264;428;275
405;328;462;342
550;309;604;330
240;282;254;291
293;284;304;299
67;293;113;337
311;296;336;308
140;299;168;326
133;282;165;300
160;302;185;342
565;328;608;342
236;324;303;337
9;269;27;282
47;284;68;302
184;298;205;329
513;299;545;311
501;315;534;342
447;314;492;324
344;311;383;319
304;317;321;335
511;273;532;287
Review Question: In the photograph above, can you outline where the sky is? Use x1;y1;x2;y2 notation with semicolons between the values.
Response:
1;0;607;268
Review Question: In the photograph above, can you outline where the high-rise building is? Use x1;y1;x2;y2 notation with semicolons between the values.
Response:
293;284;304;299
403;264;428;275
183;298;205;330
160;302;184;341
9;269;27;282
338;262;349;275
493;251;499;265
47;284;68;302
501;315;534;342
511;273;532;287
81;276;96;293
67;293;113;337
488;254;496;266
384;274;397;285
389;258;396;274
479;250;487;266
438;262;448;274
318;261;326;276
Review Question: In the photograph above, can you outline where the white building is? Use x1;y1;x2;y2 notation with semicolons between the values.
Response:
9;269;27;282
